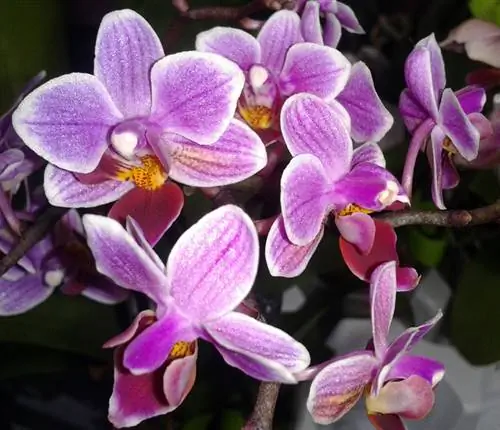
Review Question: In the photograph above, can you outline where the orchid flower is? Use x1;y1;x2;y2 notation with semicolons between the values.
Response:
196;10;392;144
83;206;310;427
340;219;420;292
297;0;364;48
399;34;493;209
0;71;46;233
305;261;444;428
13;9;267;244
265;94;408;278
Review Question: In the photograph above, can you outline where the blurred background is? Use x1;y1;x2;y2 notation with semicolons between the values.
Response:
0;0;499;429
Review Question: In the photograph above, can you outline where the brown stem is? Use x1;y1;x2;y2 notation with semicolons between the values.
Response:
176;0;295;21
0;206;68;276
377;199;500;228
242;382;281;430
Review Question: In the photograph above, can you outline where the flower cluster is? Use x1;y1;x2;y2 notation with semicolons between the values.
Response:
2;3;498;429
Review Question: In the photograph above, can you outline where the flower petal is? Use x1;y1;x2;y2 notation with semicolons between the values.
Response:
368;414;407;430
370;261;397;359
281;93;352;178
123;308;196;374
44;164;134;208
166;205;258;321
150;52;244;145
163;344;198;406
324;13;342;48
94;9;164;117
404;47;439;119
395;267;420;292
0;274;54;316
307;351;377;424
257;10;303;76
162;120;267;187
80;277;130;305
205;311;310;379
335;212;376;255
265;215;323;278
336;2;364;33
352;142;386;168
366;375;435;420
82;214;169;304
428;127;446;209
301;2;323;44
399;88;429;134
337;62;394;142
125;217;165;270
415;34;446;100
109;182;184;247
279;43;351;99
455;86;486;114
441;152;460;190
195;27;261;71
281;154;330;245
386;355;445;387
12;73;122;173
439;88;480;161
104;310;156;349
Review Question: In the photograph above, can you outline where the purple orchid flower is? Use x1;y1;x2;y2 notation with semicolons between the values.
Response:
399;34;493;209
265;94;408;278
0;71;46;233
13;9;266;244
305;261;444;428
196;10;392;144
297;0;364;48
82;206;310;427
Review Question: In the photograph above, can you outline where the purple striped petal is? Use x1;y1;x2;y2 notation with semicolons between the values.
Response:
257;10;303;76
399;88;429;134
335;212;376;255
438;88;480;161
428;127;446;209
336;2;364;33
366;376;435;420
195;27;261;71
455;86;486;114
0;274;54;316
94;9;164;117
82;214;169;304
281;154;330;245
279;43;351;99
404;47;439;120
324;13;342;47
166;205;258;322
150;52;244;145
301;1;323;44
307;351;377;424
415;34;446;100
44;164;134;208
265;215;323;278
386;355;445;387
352;142;386;168
123;308;196;374
205;311;310;381
161;120;267;187
370;261;397;359
12;73;122;173
337;62;394;142
281;93;352;179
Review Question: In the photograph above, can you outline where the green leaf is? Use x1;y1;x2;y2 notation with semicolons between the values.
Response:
0;293;120;360
469;0;500;25
451;259;500;365
220;409;245;430
182;414;212;430
407;228;448;268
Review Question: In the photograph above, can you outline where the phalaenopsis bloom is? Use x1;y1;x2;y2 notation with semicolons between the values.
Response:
13;9;267;244
196;9;392;144
266;93;408;278
83;205;310;427
304;261;444;428
399;34;493;209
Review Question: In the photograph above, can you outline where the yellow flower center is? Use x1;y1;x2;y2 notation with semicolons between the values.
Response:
168;341;196;360
337;203;373;217
239;105;274;130
116;155;167;191
442;137;458;155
